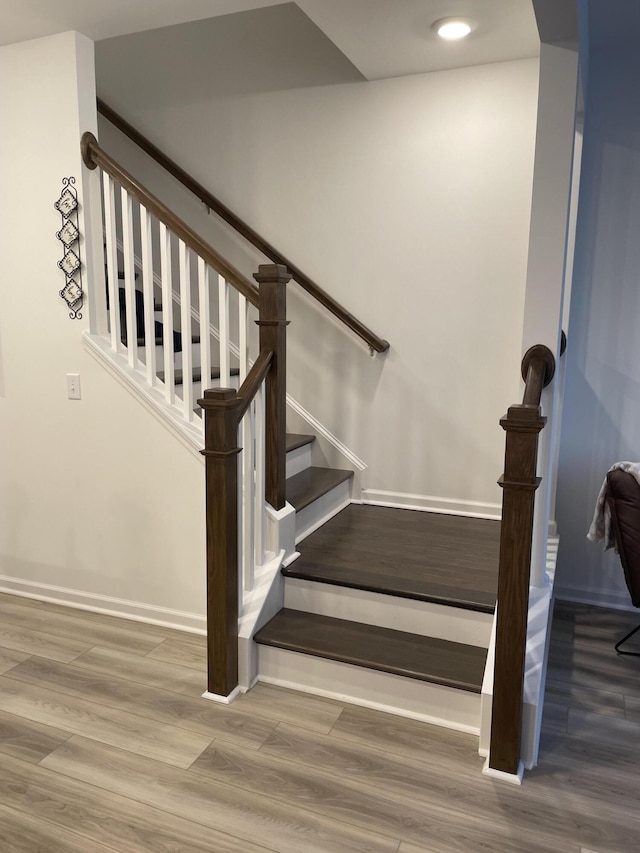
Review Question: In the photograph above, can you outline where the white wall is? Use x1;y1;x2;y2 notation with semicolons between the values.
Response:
96;49;540;515
0;33;206;629
555;34;640;609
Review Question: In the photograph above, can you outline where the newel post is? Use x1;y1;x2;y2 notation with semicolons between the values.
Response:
254;264;291;510
489;402;545;776
199;387;242;700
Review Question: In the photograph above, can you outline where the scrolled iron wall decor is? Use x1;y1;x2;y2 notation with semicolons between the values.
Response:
55;177;83;319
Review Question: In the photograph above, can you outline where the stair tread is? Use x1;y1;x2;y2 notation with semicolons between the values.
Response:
255;609;486;692
286;466;353;511
286;433;315;453
283;504;498;613
158;366;240;384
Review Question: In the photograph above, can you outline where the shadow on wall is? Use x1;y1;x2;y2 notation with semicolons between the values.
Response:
556;33;640;607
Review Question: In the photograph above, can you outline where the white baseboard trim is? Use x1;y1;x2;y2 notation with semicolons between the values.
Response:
0;575;206;635
202;688;241;705
555;587;636;612
361;489;501;521
482;757;524;785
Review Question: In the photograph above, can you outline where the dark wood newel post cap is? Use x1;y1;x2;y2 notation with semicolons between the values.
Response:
253;263;292;285
198;388;238;407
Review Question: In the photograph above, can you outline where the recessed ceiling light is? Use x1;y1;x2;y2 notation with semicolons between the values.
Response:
433;17;477;41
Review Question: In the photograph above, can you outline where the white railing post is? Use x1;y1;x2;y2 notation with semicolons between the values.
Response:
140;205;156;387
218;274;230;387
103;172;121;353
159;223;175;404
198;259;212;401
121;187;137;368
178;240;193;422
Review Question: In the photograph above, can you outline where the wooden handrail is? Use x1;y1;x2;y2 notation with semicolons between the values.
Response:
81;131;259;308
236;349;274;421
96;99;390;354
489;344;555;777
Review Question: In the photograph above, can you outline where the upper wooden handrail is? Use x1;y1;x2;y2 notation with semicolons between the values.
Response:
96;99;390;354
81;131;259;308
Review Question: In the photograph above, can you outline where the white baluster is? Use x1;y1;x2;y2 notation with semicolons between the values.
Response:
179;241;193;422
254;382;266;567
218;274;230;387
238;293;248;383
140;205;156;386
241;399;256;592
102;172;121;352
121;187;137;368
159;223;175;404
198;259;212;412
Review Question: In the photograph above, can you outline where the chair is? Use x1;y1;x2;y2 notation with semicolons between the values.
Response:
606;469;640;655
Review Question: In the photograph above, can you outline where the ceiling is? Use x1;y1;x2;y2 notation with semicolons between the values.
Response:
0;0;541;81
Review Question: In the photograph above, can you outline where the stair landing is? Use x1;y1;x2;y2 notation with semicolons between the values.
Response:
284;504;500;613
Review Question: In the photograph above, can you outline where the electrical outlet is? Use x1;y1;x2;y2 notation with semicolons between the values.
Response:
66;373;81;400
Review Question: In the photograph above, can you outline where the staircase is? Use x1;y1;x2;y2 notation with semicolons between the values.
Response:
256;494;498;731
83;122;546;774
111;277;498;734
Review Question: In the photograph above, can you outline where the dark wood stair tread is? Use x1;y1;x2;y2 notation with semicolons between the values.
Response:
286;467;353;511
286;433;315;453
158;366;240;385
283;504;498;613
255;609;486;692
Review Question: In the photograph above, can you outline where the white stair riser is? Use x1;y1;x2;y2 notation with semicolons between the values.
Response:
257;646;481;734
283;578;492;648
285;444;312;479
295;481;351;544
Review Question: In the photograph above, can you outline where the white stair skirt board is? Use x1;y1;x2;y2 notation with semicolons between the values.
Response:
285;443;312;479
284;578;492;648
294;481;352;544
481;757;524;785
202;687;241;705
257;646;481;734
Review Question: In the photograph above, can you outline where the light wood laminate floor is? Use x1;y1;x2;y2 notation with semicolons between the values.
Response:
0;591;639;852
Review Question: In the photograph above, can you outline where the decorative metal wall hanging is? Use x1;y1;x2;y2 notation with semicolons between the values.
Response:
55;177;83;319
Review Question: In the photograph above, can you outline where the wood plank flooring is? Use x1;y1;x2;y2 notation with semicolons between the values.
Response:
0;590;638;852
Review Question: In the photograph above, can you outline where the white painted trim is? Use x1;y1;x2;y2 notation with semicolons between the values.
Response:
257;649;481;735
202;688;241;705
482;757;524;785
294;486;352;544
0;575;206;635
361;489;501;521
84;332;205;459
286;395;367;472
554;588;636;612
